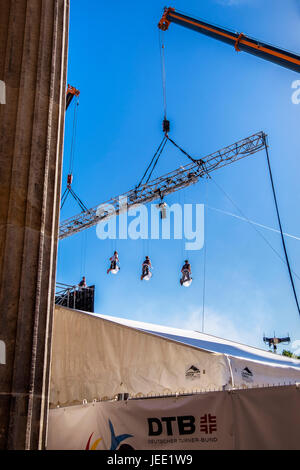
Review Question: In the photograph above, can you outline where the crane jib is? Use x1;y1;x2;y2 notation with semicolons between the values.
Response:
59;132;266;240
163;10;300;73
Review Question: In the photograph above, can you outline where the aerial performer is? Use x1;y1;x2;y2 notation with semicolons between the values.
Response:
180;260;192;287
107;251;120;275
141;256;152;281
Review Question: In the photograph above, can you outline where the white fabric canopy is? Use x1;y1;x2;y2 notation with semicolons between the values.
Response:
50;306;300;407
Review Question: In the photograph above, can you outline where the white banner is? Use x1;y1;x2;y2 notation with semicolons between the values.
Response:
232;385;300;450
47;386;300;450
47;392;233;450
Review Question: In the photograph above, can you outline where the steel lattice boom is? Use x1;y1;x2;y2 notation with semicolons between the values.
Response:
59;131;266;240
158;7;300;73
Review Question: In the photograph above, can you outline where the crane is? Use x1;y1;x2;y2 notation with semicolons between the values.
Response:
66;84;80;110
59;131;266;239
59;11;300;240
61;84;89;212
158;7;300;73
158;7;300;317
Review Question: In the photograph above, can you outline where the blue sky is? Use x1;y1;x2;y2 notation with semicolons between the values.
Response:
57;0;300;354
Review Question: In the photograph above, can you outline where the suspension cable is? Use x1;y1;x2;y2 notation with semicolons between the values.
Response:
136;136;168;189
69;187;89;212
206;205;300;241
202;180;208;333
207;173;300;283
69;96;79;175
60;188;69;210
202;241;207;333
61;93;89;213
264;135;300;316
145;137;168;184
167;135;300;286
166;136;198;163
159;29;168;120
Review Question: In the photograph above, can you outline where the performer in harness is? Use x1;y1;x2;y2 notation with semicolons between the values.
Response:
141;256;152;281
107;251;120;275
180;260;192;287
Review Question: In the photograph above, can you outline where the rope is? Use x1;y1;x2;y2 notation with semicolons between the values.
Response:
264;135;300;316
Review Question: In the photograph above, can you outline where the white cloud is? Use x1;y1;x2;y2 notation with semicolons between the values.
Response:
126;289;279;352
169;305;268;349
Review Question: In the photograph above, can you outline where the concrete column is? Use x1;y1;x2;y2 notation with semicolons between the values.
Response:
0;0;69;449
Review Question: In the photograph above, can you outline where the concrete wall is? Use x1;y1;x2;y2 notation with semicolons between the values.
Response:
0;0;69;449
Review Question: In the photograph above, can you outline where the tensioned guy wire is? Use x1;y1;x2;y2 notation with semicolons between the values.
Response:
263;135;300;317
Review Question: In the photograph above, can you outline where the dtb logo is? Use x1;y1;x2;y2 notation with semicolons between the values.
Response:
0;341;6;365
148;416;196;436
0;80;6;104
148;414;217;436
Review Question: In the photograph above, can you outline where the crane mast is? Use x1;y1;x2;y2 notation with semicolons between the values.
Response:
158;7;300;73
59;131;266;240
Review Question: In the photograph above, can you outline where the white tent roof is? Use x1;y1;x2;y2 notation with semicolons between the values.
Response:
50;306;300;407
81;310;300;370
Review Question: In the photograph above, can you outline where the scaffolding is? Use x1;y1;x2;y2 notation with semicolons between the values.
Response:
55;282;95;313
